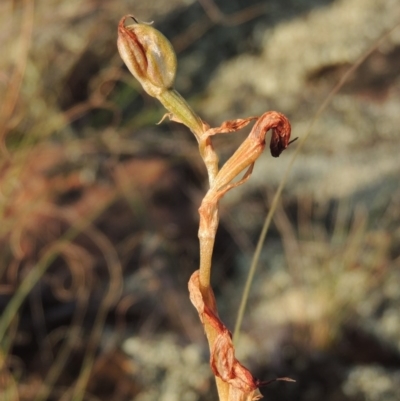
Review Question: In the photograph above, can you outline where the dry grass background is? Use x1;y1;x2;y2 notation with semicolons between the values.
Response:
1;0;400;400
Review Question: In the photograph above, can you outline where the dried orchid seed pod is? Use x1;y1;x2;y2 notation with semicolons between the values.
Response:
117;15;177;97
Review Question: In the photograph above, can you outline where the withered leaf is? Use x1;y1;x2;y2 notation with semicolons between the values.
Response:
189;271;262;401
204;117;258;138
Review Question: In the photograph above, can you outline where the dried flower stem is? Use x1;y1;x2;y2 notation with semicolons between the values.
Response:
117;15;292;401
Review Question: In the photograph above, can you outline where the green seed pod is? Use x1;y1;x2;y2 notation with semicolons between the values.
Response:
117;15;177;97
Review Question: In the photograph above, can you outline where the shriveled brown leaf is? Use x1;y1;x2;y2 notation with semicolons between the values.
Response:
204;117;258;137
189;270;262;401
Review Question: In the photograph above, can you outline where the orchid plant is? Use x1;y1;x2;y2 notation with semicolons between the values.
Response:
118;14;294;401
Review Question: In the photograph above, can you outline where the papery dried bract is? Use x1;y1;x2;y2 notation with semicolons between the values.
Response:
205;117;258;138
189;271;262;401
117;15;177;97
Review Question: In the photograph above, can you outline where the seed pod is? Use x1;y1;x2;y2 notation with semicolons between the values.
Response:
117;15;177;97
